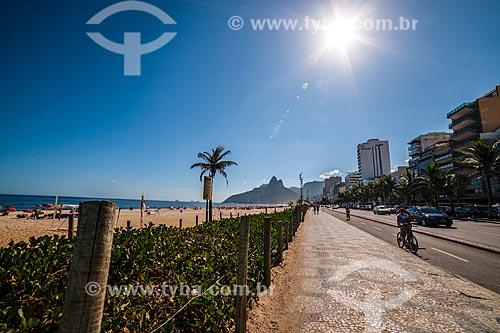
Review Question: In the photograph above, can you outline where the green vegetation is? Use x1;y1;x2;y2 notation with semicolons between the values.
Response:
0;210;292;332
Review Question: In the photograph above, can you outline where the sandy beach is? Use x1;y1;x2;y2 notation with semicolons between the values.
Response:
0;206;287;248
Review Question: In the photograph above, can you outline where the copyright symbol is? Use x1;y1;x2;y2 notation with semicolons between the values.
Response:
228;16;244;30
85;282;101;296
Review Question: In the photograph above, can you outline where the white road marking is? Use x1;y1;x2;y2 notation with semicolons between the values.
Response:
431;247;469;262
359;222;367;225
372;226;382;231
477;230;500;237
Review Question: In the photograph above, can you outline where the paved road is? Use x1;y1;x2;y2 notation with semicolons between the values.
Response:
349;208;500;249
323;208;500;294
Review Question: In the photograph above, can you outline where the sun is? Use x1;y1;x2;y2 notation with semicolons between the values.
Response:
324;18;356;49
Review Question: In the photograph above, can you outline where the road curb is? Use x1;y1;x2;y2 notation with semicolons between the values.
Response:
329;209;500;255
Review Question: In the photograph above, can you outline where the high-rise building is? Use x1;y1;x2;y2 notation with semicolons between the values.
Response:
345;171;362;190
323;176;341;199
447;85;500;158
407;132;451;175
447;85;500;200
357;139;391;180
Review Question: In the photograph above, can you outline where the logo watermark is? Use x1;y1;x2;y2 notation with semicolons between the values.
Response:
86;1;177;76
228;16;419;33
85;281;270;298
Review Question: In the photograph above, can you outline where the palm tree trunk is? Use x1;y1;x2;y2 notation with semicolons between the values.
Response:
209;199;213;221
486;175;493;219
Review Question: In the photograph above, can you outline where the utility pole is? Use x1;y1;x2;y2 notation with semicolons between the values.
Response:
299;172;303;204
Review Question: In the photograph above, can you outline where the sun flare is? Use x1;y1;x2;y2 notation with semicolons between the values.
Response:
324;18;356;49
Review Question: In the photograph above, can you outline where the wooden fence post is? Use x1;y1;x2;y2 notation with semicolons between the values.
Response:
235;216;250;333
60;201;116;333
284;220;289;250
277;221;283;263
196;215;199;226
220;211;222;220
263;217;271;288
127;220;131;229
68;214;74;239
289;215;293;241
179;218;182;229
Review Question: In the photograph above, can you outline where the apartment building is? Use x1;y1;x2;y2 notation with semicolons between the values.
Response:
357;139;391;180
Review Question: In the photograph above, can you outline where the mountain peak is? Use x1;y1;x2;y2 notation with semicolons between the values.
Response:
270;176;278;183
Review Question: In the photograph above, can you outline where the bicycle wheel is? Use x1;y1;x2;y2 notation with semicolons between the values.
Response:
396;232;404;248
409;235;419;254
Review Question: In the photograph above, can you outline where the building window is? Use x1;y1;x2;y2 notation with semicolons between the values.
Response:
470;177;482;185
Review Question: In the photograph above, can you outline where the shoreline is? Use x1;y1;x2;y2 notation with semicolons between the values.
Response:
0;206;288;248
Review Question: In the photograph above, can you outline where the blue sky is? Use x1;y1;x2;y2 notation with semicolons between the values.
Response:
1;0;499;202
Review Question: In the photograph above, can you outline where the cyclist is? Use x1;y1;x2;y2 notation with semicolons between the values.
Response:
396;205;412;242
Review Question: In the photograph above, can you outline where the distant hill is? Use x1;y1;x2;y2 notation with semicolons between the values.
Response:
223;176;299;204
289;180;324;199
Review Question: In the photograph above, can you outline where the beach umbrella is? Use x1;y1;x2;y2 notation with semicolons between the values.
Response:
5;206;16;211
43;203;54;207
23;210;34;213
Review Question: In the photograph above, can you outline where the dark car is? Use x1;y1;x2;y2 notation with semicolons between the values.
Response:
438;206;455;217
473;205;499;218
454;206;474;219
408;206;453;227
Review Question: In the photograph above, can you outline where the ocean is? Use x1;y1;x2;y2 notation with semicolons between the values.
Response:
0;194;244;211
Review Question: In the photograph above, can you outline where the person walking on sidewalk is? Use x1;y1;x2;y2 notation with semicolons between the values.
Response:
345;206;351;221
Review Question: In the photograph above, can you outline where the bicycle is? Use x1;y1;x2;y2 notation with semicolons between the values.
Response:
396;223;418;254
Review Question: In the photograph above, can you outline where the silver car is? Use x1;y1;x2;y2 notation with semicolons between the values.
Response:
373;205;391;215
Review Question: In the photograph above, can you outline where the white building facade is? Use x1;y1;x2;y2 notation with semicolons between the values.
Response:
357;139;391;180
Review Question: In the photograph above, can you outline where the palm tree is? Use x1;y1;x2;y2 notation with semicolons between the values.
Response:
443;173;466;210
397;169;421;205
190;146;238;221
459;139;500;218
421;162;447;207
381;175;397;204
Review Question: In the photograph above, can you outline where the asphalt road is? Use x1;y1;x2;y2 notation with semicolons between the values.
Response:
323;208;500;294
348;209;500;249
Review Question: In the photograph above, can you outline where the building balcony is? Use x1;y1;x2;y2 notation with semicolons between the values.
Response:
433;145;451;157
451;134;480;150
451;125;481;141
447;101;475;120
409;159;419;168
448;111;480;131
438;161;454;170
435;153;452;164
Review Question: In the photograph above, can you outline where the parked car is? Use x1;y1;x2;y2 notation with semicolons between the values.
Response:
389;205;398;214
454;206;474;219
473;205;499;218
408;206;453;227
373;205;391;215
438;206;455;217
